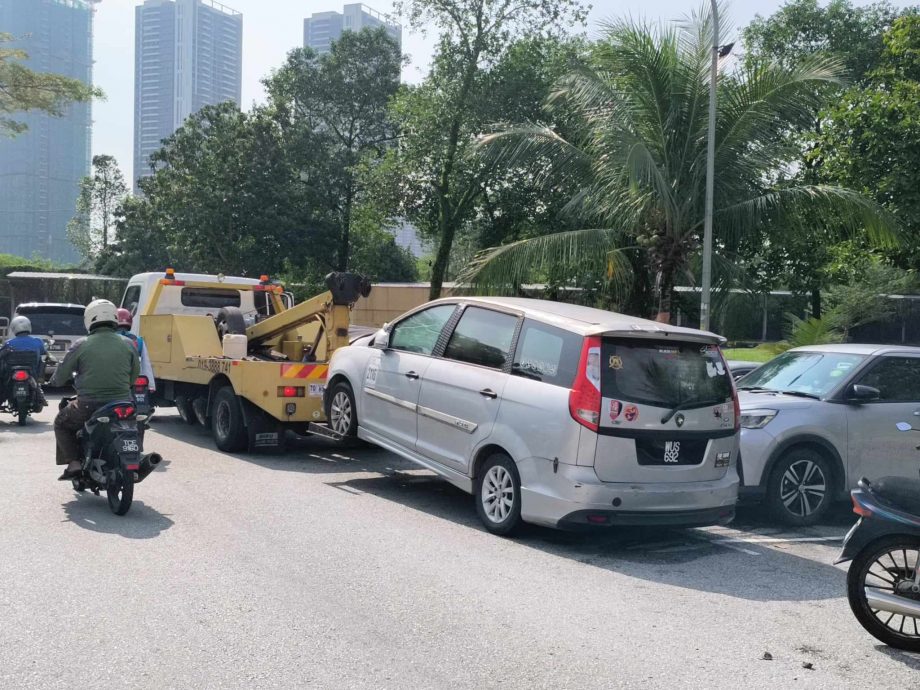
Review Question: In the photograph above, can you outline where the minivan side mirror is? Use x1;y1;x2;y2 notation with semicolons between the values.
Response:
850;384;881;402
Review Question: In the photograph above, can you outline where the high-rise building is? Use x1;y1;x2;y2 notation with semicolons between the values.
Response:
134;0;242;183
303;4;401;54
0;0;98;264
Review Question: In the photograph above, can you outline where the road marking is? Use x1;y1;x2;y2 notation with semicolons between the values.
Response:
711;535;844;544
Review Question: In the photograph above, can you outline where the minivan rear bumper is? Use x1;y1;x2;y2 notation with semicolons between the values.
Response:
517;458;739;529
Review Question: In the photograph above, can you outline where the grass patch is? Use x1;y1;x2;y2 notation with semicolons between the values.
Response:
722;345;781;363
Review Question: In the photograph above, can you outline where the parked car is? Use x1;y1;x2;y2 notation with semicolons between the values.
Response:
11;303;85;382
736;344;920;525
326;297;740;535
727;360;762;381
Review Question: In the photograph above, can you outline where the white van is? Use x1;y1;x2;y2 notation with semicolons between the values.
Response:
119;272;288;334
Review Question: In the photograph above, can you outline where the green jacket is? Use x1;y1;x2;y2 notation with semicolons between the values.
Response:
50;326;140;402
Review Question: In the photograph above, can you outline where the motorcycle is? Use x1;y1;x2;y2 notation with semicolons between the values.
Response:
1;350;46;426
63;376;162;515
838;422;920;652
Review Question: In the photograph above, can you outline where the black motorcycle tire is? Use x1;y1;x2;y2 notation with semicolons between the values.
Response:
71;479;86;493
847;535;920;652
16;402;28;426
107;471;134;516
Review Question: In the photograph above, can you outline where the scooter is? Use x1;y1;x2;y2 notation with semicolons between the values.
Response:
0;350;46;425
837;422;920;652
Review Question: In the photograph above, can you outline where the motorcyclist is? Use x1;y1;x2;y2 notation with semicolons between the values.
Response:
0;315;48;407
51;299;139;481
115;308;156;392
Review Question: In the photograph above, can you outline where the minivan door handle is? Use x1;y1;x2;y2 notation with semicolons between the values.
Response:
405;371;419;380
479;388;498;399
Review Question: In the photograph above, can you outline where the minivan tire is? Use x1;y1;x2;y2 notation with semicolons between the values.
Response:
475;452;523;536
766;447;833;526
212;386;247;452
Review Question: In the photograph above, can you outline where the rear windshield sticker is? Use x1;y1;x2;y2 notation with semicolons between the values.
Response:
608;355;623;370
624;404;639;422
609;400;622;421
587;347;601;391
706;360;726;378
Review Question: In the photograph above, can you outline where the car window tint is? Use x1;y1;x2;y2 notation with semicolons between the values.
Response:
856;357;920;401
444;307;517;369
512;319;581;386
180;288;241;309
389;305;456;355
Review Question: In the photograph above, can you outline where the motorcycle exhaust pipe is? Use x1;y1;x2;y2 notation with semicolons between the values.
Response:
135;452;163;482
865;588;920;618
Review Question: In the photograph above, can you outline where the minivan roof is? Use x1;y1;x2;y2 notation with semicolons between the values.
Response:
792;343;920;356
431;296;724;343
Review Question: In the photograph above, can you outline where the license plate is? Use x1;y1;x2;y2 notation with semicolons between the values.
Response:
13;385;29;398
636;438;707;466
135;393;148;405
121;439;139;453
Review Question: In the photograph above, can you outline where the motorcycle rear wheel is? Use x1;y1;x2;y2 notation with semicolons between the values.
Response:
107;472;134;516
847;535;920;652
16;402;28;426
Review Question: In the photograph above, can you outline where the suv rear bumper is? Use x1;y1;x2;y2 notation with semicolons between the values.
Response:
517;458;739;529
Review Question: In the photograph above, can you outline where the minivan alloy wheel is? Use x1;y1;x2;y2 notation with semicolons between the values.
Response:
481;465;515;523
779;458;827;518
329;391;352;435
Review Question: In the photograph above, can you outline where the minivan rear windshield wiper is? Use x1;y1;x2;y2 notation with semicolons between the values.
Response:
660;398;725;425
737;385;773;392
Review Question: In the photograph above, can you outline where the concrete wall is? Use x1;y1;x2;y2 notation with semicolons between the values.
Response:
351;284;436;327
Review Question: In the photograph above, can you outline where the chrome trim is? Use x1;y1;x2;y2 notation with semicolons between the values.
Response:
364;387;416;412
865;588;920;618
417;404;478;434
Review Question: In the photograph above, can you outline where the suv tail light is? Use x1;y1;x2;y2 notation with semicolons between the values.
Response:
569;336;602;431
12;370;29;381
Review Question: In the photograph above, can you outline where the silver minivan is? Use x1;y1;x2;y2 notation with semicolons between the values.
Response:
326;298;740;534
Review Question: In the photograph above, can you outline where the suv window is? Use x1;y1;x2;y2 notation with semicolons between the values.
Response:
856;356;920;402
512;319;582;387
121;286;141;315
390;305;456;355
444;307;518;369
601;338;733;408
180;288;242;309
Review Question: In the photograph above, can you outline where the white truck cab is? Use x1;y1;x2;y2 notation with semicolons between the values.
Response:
119;271;291;334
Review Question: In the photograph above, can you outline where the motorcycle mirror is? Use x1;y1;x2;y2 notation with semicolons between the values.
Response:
896;422;913;432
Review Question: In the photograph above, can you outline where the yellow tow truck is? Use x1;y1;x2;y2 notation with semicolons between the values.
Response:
131;270;371;452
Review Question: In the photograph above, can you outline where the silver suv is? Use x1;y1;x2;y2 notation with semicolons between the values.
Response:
326;298;740;535
737;344;920;525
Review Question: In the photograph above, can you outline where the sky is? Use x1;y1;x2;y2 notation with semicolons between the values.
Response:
91;0;910;184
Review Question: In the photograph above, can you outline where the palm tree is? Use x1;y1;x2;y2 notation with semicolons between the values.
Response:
463;6;896;322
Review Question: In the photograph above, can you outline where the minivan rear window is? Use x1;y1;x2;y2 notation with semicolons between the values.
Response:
512;319;582;387
180;288;241;309
601;338;732;408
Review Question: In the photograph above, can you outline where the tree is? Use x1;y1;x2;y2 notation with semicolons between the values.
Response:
264;28;402;272
742;0;904;316
463;9;896;322
68;155;128;263
390;0;588;299
0;33;101;136
816;14;920;270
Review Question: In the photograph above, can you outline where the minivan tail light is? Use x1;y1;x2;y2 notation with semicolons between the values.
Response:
718;347;741;431
569;336;602;432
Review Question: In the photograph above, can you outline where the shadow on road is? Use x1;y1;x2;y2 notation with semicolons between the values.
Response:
876;645;920;670
328;470;849;602
62;493;174;539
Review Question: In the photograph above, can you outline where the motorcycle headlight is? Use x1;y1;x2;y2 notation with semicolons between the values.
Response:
740;409;778;430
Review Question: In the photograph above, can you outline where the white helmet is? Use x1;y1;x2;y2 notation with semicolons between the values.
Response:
10;315;31;336
84;299;118;332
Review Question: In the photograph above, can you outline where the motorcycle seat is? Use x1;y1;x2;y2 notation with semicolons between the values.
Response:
869;476;920;515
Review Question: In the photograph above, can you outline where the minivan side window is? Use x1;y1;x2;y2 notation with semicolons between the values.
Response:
122;285;141;315
855;356;920;402
444;307;518;369
512;319;582;386
389;305;456;355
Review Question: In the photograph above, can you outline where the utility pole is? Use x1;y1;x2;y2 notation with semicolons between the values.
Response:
699;0;719;332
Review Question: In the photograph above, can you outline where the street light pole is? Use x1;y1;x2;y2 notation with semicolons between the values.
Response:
700;0;719;332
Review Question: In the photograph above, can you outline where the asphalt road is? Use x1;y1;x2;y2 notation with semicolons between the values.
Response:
1;395;918;688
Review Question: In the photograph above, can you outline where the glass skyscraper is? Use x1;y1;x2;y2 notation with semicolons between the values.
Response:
133;0;242;184
303;4;401;54
0;0;97;264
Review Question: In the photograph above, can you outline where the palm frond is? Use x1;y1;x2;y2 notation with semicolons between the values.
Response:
458;228;633;299
476;125;593;189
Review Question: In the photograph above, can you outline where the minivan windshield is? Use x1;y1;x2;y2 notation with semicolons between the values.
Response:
16;308;85;335
601;338;733;409
737;351;866;398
